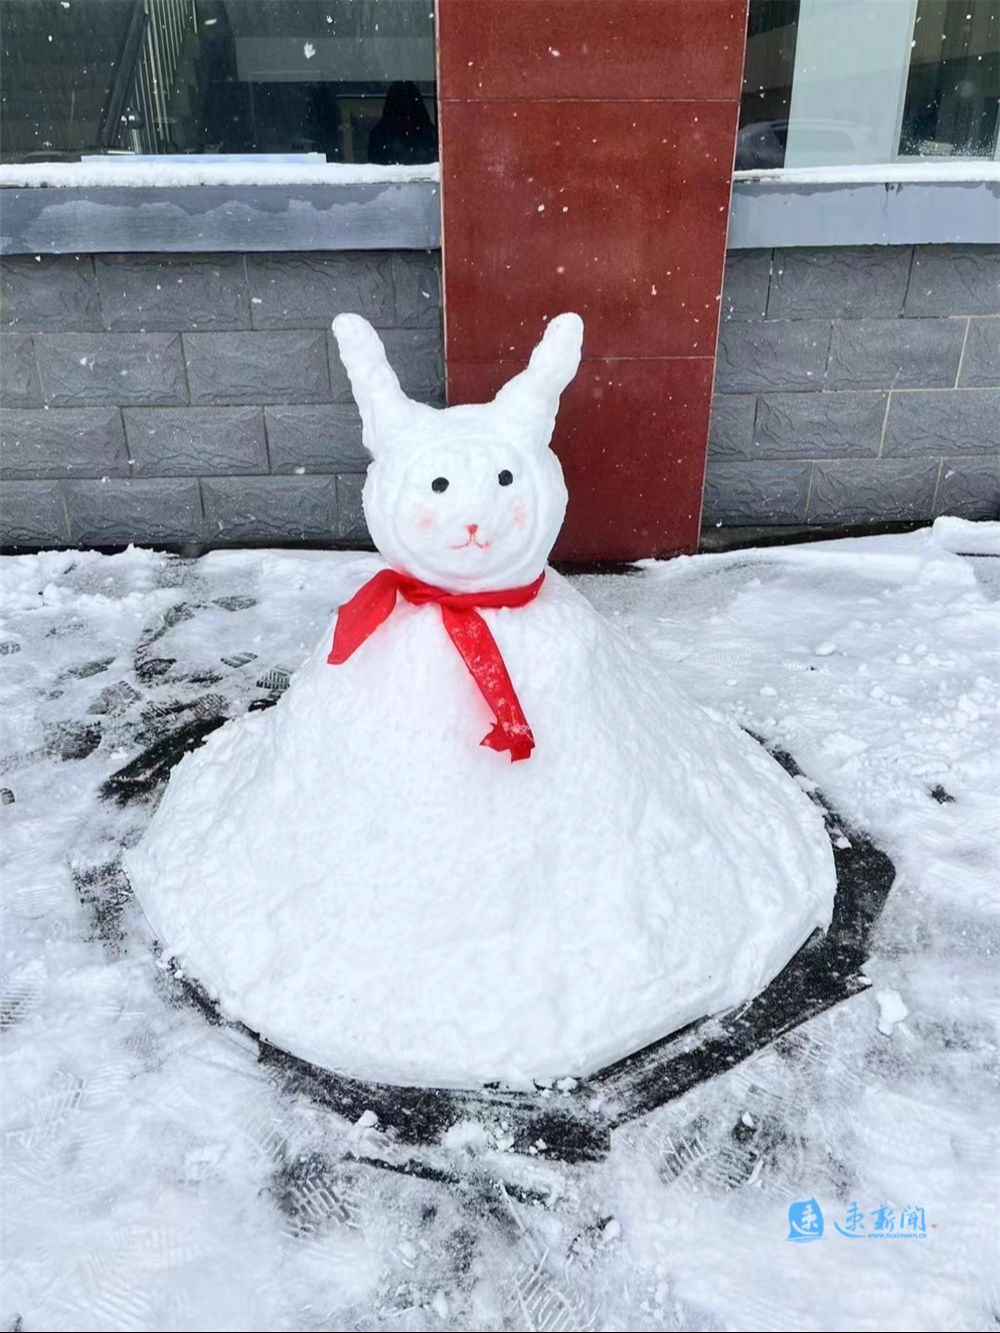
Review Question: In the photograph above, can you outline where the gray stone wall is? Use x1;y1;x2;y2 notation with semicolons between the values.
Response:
3;243;997;550
0;251;442;547
705;245;1000;529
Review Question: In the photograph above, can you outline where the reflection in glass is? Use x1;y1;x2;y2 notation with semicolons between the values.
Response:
899;0;1000;157
0;0;437;165
736;0;801;170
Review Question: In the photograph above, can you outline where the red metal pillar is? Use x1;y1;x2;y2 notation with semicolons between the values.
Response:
437;0;748;561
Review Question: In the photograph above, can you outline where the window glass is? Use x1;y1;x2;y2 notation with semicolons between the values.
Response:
737;0;801;170
899;0;1000;157
737;0;999;170
0;0;437;165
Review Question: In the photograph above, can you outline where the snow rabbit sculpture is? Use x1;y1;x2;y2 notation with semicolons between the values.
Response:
126;311;836;1089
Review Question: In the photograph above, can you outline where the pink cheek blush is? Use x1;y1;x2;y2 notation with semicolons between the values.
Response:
511;502;528;530
413;508;438;533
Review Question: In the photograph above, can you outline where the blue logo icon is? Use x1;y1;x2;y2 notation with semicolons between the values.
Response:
787;1198;824;1242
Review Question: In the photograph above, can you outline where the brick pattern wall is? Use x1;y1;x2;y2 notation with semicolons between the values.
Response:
2;244;997;549
705;245;1000;529
0;251;442;547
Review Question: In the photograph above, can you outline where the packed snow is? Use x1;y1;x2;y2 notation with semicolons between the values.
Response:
125;314;834;1086
1;521;997;1329
933;514;1000;558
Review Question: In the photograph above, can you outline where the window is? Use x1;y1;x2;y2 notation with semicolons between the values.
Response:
737;0;999;170
0;0;437;166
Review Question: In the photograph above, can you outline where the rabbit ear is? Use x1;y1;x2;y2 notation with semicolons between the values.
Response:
492;313;583;447
332;314;413;455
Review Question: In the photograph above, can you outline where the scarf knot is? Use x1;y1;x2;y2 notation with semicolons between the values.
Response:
328;568;544;761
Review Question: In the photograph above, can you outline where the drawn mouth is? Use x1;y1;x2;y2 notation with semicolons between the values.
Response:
449;537;493;550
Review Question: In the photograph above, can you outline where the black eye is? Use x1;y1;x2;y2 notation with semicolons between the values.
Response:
498;469;514;487
431;477;449;493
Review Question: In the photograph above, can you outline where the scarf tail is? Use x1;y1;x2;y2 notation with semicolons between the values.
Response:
440;606;536;762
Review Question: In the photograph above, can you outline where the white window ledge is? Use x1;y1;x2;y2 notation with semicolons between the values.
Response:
729;161;1000;248
0;160;441;254
0;160;439;189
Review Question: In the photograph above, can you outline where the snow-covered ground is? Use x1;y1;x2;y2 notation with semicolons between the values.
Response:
2;522;997;1332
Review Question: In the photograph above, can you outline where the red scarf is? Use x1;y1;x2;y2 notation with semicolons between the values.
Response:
328;568;545;761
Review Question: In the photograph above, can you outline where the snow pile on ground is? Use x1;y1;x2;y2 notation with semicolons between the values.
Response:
1;526;996;1330
931;514;1000;557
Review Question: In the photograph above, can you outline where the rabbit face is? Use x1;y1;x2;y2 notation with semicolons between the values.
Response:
334;312;583;592
363;410;568;590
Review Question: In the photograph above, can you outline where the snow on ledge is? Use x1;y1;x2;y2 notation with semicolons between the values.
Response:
734;161;1000;187
0;159;440;190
